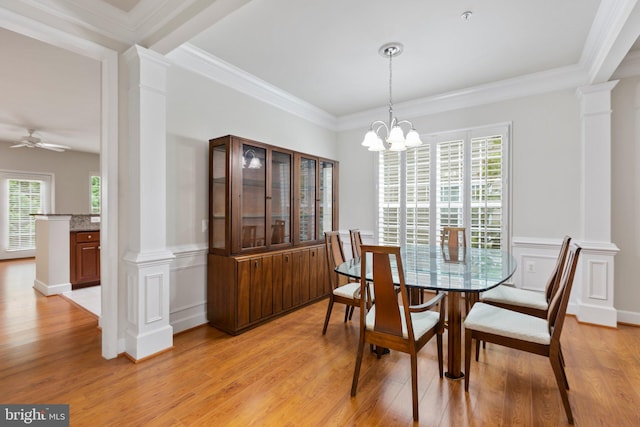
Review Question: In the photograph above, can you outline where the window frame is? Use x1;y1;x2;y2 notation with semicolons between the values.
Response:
375;123;512;250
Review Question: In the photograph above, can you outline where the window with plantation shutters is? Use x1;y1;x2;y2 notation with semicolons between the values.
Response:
1;172;52;256
377;124;510;250
8;180;43;250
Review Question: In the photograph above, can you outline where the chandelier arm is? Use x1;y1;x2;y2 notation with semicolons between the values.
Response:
395;119;415;129
370;120;389;135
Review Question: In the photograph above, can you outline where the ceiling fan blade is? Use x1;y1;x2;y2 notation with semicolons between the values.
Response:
40;145;66;152
37;142;70;151
10;143;28;148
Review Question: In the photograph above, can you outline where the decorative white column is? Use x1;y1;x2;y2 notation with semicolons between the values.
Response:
33;215;71;295
575;81;620;327
122;45;175;361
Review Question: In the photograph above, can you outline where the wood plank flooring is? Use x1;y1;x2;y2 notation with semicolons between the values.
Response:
1;258;640;426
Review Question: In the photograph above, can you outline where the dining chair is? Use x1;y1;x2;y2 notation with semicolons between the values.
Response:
464;243;581;425
480;235;571;317
322;231;365;335
477;235;572;363
271;220;286;244
351;245;445;422
440;226;469;307
241;225;257;248
349;228;363;258
441;227;467;250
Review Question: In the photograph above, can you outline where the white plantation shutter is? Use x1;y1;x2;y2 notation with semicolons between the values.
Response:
436;139;464;231
376;125;509;250
471;135;504;249
378;150;401;245
406;144;430;245
8;179;43;250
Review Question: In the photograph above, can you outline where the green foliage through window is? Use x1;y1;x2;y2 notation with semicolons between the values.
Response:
91;175;101;214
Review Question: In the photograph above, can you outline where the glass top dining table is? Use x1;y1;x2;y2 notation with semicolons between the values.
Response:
335;244;517;379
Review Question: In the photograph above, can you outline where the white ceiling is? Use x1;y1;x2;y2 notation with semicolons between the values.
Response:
0;0;639;153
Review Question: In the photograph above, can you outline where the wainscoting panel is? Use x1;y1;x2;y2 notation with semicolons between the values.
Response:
511;237;564;291
169;244;208;333
587;259;608;300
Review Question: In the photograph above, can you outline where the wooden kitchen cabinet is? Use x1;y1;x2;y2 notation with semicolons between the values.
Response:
207;135;338;334
70;230;100;289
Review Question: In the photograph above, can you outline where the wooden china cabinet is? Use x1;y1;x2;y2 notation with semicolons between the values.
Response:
207;135;338;334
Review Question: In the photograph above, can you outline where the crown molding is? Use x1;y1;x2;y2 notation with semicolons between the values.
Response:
612;49;640;79
10;0;198;45
582;0;640;84
168;44;595;133
167;43;338;130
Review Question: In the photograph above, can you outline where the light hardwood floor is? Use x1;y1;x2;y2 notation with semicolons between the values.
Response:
1;258;639;426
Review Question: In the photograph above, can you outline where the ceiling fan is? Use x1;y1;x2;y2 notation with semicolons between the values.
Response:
10;129;70;152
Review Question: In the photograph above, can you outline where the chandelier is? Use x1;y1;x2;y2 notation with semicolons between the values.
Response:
361;42;422;151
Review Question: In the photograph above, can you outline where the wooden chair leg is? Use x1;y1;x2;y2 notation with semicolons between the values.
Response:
343;305;350;323
322;298;334;335
475;338;480;361
550;355;574;424
465;331;473;392
411;353;419;421
351;333;366;397
437;333;444;378
348;305;355;320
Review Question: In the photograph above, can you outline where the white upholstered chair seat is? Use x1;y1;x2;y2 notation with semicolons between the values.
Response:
333;281;374;300
365;306;440;339
480;285;548;310
463;302;551;345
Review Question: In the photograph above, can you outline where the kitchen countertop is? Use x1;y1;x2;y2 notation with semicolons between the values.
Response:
33;214;100;232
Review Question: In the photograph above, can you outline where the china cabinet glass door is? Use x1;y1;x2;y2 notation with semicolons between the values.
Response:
271;150;291;245
298;156;317;242
210;143;227;251
241;144;266;249
319;160;334;236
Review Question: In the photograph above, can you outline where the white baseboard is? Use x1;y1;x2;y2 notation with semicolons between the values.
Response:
616;309;640;326
33;279;71;296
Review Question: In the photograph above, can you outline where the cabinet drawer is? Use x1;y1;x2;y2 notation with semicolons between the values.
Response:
75;231;100;243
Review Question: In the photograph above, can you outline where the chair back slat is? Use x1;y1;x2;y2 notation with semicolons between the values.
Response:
544;235;572;302
548;244;581;341
350;229;363;259
360;245;413;339
371;251;402;336
325;231;348;290
441;227;467;250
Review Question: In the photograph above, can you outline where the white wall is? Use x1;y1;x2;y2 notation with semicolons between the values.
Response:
612;75;640;318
